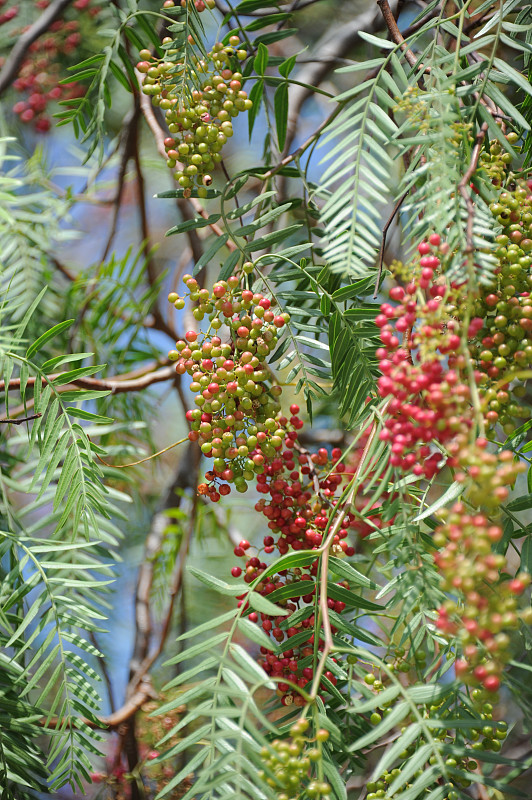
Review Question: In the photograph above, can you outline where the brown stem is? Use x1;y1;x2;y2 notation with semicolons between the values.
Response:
281;3;396;159
260;104;342;182
89;630;116;713
373;190;409;299
293;440;325;502
3;365;176;418
133;114;180;342
376;0;419;68
128;492;198;689
0;413;41;424
101;105;141;262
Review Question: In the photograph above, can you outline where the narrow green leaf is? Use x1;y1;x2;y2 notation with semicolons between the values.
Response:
274;82;289;151
254;42;269;75
188;565;242;595
26;320;74;359
248;591;290;616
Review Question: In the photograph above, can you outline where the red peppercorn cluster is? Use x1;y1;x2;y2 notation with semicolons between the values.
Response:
252;434;355;557
376;235;475;477
222;404;355;706
434;500;531;692
3;0;98;132
138;34;251;197
168;274;289;499
251;571;347;707
226;411;364;704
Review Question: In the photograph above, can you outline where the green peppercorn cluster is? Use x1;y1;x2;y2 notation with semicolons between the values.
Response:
168;273;290;499
137;35;251;196
468;131;532;431
367;692;509;800
258;721;331;799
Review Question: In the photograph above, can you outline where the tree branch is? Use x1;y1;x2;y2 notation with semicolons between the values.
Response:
377;0;418;68
0;0;74;97
0;364;175;394
1;364;176;418
0;413;42;424
373;190;409;298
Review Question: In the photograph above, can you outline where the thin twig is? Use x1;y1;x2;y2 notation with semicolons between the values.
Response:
89;630;116;713
458;122;488;254
0;0;74;97
100;106;140;263
132;112;180;342
44;682;156;731
0;413;41;424
126;441;200;694
293;440;325;502
0;364;174;394
261;104;342;182
51;257;77;282
373;190;409;298
128;493;197;688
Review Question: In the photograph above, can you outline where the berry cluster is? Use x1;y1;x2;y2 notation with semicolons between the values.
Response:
253;439;355;557
451;437;525;510
226;412;370;704
249;573;348;706
232;480;351;703
376;235;474;478
366;686;510;800
167;272;363;707
258;721;331;800
434;500;531;691
168;274;288;498
467;158;532;430
138;35;251;196
3;0;98;132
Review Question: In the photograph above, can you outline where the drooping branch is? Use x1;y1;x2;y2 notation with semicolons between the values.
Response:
260;104;342;182
0;0;74;97
373;190;409;298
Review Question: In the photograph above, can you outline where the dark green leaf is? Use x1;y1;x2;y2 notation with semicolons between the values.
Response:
254;42;269;75
274;82;289;150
